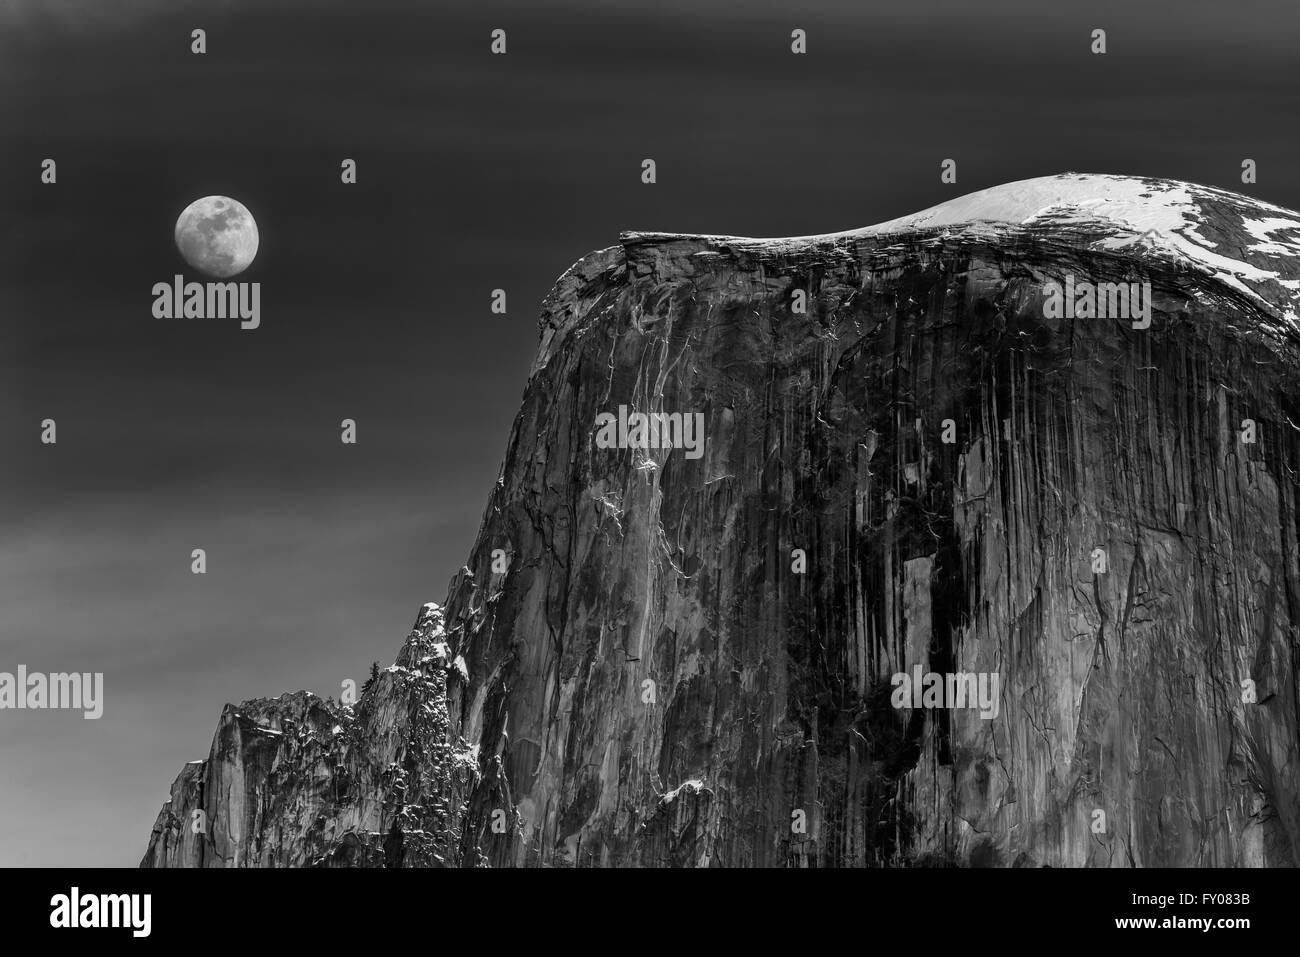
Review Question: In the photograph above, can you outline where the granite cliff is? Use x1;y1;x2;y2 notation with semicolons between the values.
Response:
143;173;1300;867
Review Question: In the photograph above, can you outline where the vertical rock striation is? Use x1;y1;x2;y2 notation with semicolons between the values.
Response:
144;174;1300;867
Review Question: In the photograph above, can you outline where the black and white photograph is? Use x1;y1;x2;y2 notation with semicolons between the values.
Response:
2;0;1295;940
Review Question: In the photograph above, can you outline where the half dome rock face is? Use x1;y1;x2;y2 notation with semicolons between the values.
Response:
143;174;1300;868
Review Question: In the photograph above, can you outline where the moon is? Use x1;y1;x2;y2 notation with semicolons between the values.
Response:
174;196;259;278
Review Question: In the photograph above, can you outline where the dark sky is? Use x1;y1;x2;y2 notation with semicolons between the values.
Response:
2;0;1297;866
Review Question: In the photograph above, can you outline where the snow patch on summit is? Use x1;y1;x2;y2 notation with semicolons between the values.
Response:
628;173;1300;333
878;175;1300;328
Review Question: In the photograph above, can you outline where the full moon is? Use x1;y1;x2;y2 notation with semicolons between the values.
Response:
174;196;259;278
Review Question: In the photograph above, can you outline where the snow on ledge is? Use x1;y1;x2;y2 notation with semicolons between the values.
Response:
622;173;1300;332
